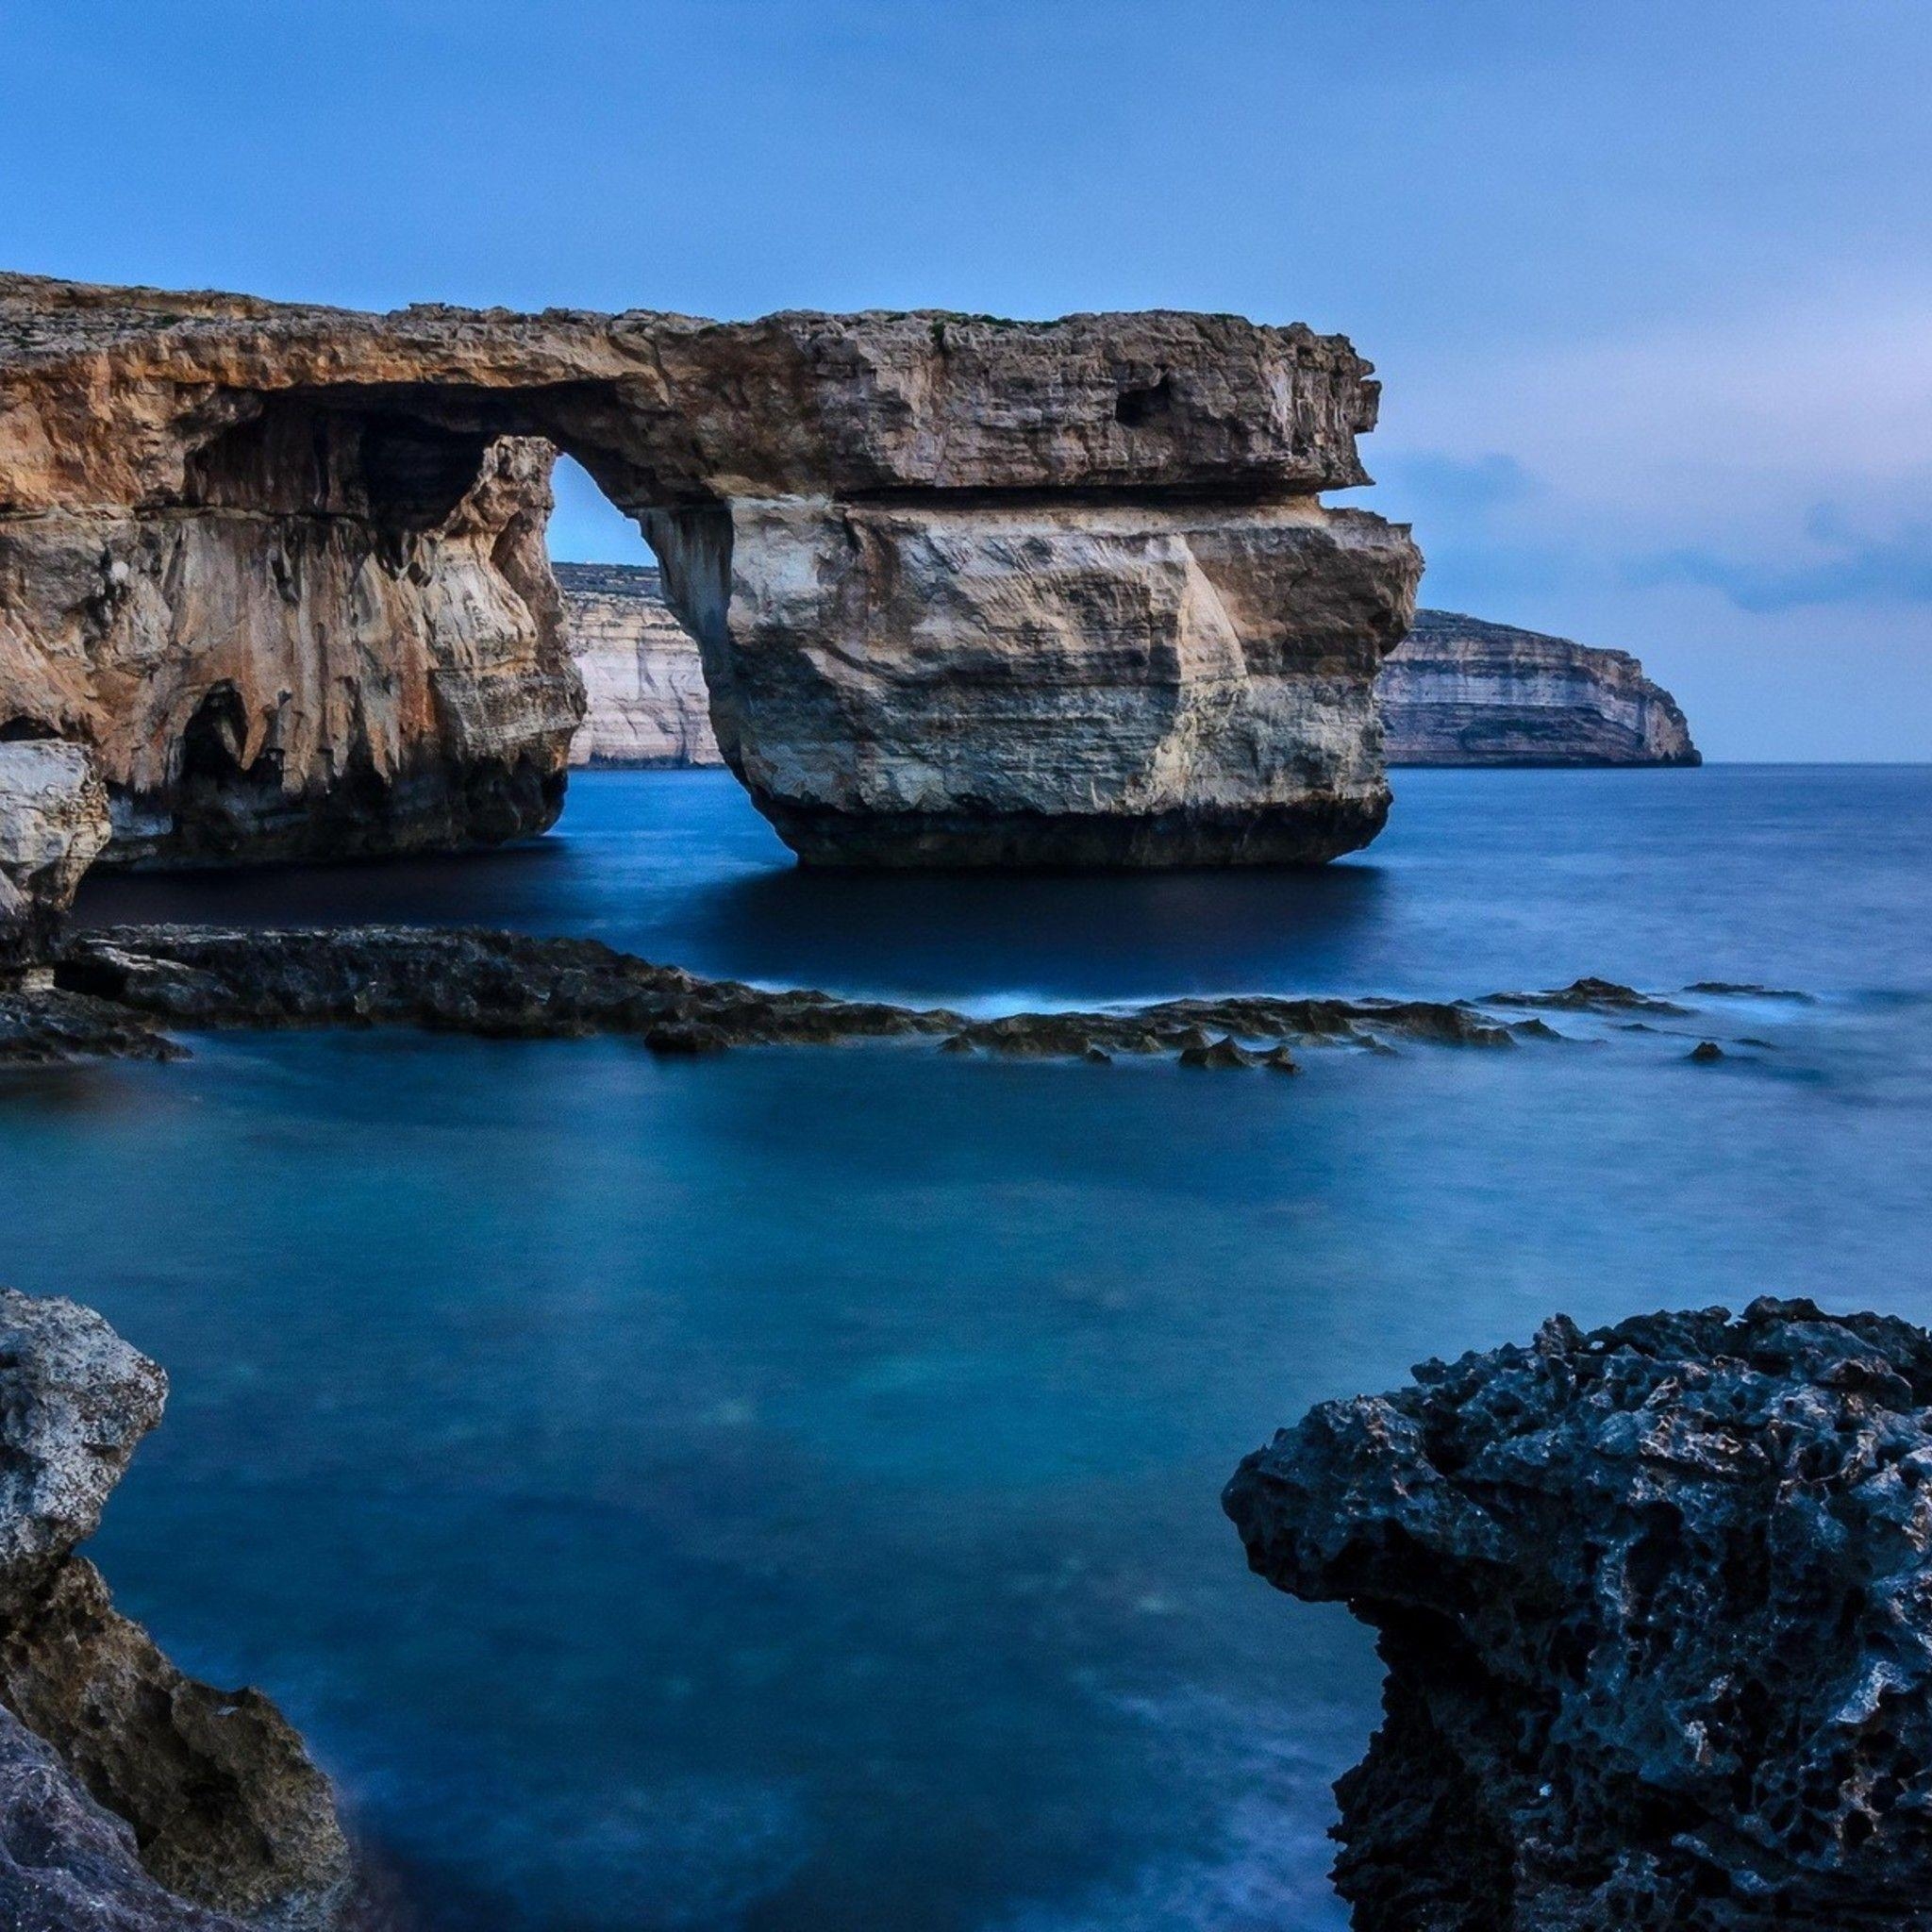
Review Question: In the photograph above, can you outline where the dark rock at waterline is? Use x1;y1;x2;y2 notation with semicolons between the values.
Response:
1685;981;1816;1002
1224;1298;1932;1930
0;1289;361;1928
1689;1039;1726;1061
33;924;1566;1069
0;981;183;1065
1486;974;1691;1015
1179;1035;1261;1069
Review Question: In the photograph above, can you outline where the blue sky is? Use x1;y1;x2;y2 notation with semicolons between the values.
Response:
4;0;1928;758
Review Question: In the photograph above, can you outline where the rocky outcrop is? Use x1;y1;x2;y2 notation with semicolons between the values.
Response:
556;562;721;768
0;1287;359;1928
1224;1298;1932;1930
0;739;110;965
0;397;580;867
1378;609;1698;765
1;272;1419;868
51;923;1569;1061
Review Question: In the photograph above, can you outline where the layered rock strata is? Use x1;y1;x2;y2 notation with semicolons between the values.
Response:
1224;1298;1932;1929
0;739;110;965
557;562;721;768
0;1287;358;1928
1378;609;1699;765
1;272;1420;868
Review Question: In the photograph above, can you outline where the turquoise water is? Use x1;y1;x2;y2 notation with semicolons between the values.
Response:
4;767;1929;1929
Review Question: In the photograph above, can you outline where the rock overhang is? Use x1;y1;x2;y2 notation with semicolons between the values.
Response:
0;273;1379;507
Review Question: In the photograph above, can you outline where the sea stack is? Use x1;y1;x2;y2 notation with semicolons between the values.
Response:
0;274;1420;870
1379;609;1698;765
1225;1298;1932;1930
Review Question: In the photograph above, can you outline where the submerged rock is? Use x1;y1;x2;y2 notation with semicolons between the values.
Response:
1487;975;1691;1016
0;1288;360;1928
1379;608;1699;766
1224;1298;1932;1929
2;272;1418;870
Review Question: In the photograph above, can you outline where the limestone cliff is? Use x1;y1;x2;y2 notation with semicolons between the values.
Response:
0;740;110;965
1;271;1420;868
557;563;721;768
0;1287;359;1929
1379;608;1698;765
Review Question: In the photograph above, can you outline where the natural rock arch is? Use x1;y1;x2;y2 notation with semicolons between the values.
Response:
0;273;1422;869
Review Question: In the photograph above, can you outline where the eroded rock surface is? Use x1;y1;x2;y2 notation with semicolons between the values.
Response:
0;1288;359;1928
2;272;1419;868
0;739;111;965
1224;1298;1932;1929
1379;609;1698;766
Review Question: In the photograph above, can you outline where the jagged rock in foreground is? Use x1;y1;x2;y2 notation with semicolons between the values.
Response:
2;272;1419;869
1224;1298;1932;1930
558;562;723;769
52;924;1557;1063
0;739;111;966
1378;609;1699;765
0;1288;360;1928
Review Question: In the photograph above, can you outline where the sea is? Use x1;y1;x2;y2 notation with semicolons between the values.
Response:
3;763;1927;1931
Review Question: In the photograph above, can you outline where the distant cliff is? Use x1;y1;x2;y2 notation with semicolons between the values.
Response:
559;572;1697;775
557;562;723;769
1379;610;1698;766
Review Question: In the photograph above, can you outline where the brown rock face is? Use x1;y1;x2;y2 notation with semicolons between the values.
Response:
1379;609;1699;766
1;271;1420;868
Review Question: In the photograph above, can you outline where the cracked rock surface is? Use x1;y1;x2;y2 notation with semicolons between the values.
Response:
1224;1297;1932;1930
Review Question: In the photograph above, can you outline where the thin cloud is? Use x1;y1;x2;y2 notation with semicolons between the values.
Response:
1634;509;1932;612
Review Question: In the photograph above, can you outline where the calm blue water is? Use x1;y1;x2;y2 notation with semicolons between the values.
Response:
1;766;1926;1930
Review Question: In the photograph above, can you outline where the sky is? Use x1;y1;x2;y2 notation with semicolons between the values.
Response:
4;0;1928;759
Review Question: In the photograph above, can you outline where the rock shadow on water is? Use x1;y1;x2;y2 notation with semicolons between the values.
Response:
682;860;1393;1007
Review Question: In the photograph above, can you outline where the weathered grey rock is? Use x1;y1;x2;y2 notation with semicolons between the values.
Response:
1378;609;1698;765
0;1704;248;1930
0;1291;163;1591
0;1288;359;1929
0;740;111;965
1224;1298;1932;1930
2;272;1419;869
557;563;722;768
